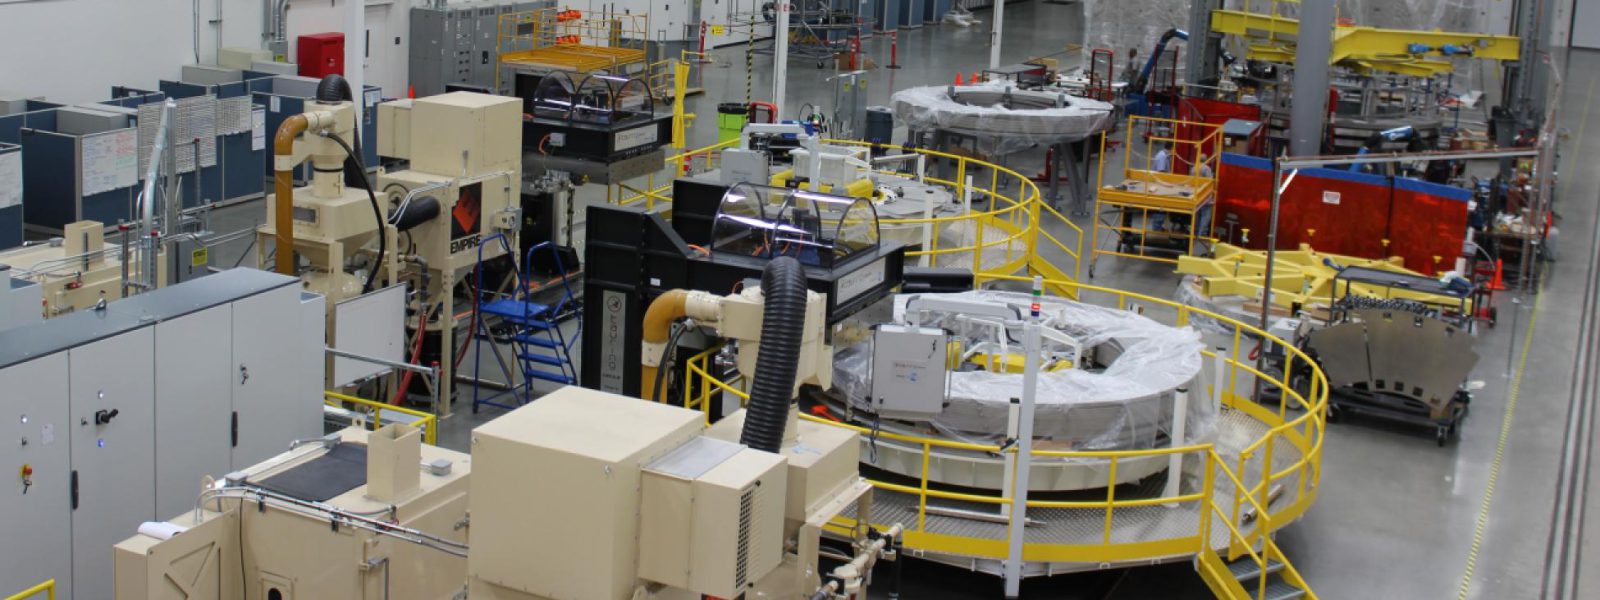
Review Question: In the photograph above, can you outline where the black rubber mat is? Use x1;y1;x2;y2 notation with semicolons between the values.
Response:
255;443;368;502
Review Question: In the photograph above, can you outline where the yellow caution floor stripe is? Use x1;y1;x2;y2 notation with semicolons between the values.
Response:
1455;286;1542;600
1456;74;1595;600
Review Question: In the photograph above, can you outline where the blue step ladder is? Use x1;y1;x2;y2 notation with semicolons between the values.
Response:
471;235;581;413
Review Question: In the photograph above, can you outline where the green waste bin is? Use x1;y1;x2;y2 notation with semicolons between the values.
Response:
717;102;750;143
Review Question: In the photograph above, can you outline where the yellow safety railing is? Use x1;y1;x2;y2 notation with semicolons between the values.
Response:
324;391;439;446
610;138;1085;295
4;580;54;600
681;275;1325;598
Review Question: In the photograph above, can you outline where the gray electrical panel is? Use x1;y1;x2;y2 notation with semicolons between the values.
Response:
410;4;479;96
870;324;948;419
472;4;505;90
410;0;555;96
0;268;327;599
166;229;214;284
0;268;41;332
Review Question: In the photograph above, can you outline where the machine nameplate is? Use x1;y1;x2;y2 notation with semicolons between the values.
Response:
599;290;627;393
614;125;659;152
837;257;887;306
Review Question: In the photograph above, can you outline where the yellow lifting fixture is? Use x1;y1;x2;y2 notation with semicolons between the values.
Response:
1210;0;1521;76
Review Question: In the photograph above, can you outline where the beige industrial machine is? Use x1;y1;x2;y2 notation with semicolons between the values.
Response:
116;257;898;600
114;386;897;600
114;421;472;600
258;87;523;412
0;220;167;317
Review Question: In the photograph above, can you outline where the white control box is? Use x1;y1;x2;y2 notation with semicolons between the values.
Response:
870;324;948;419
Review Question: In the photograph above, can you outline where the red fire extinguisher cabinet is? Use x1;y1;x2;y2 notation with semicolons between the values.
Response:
297;33;345;79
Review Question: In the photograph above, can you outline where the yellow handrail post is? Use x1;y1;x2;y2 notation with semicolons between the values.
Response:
1280;352;1295;420
672;59;689;150
1200;451;1216;550
1102;456;1119;545
955;158;968;214
1230;328;1243;398
919;442;931;533
1259;433;1277;533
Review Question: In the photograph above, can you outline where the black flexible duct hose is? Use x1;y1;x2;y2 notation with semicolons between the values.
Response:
739;256;808;453
324;132;385;294
389;197;441;232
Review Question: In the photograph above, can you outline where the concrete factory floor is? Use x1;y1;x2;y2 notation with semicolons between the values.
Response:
190;3;1600;597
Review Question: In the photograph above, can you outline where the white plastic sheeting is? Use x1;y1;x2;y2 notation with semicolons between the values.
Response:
891;82;1115;156
833;291;1214;450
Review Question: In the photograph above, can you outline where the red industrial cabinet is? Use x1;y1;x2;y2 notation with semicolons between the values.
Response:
297;33;345;78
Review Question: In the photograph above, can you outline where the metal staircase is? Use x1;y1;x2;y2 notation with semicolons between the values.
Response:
471;237;580;412
1198;544;1314;600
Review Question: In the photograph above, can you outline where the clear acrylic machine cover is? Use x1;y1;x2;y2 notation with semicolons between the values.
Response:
709;183;880;268
530;72;655;125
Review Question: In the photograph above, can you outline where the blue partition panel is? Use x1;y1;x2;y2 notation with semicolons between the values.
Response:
17;130;78;230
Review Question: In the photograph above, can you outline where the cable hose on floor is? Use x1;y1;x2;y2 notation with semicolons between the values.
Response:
739;256;808;453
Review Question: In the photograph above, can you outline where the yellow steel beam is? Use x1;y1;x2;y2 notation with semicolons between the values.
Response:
1328;27;1520;63
1178;243;1467;310
1212;9;1521;72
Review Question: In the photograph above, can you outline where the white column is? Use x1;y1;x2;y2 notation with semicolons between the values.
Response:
773;1;791;116
989;0;1006;69
1000;398;1020;517
1162;387;1190;507
346;0;365;144
1003;276;1043;598
1212;346;1226;414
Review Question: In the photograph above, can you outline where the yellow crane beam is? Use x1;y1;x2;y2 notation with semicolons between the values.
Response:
1211;9;1521;73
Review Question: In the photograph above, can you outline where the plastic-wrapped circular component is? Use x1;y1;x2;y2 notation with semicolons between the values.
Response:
829;290;1212;491
710;184;879;268
891;82;1115;155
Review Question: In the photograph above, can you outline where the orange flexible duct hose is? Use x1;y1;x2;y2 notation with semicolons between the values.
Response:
640;289;691;401
273;114;309;276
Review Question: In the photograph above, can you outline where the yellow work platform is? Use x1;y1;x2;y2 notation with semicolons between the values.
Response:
500;45;648;74
1091;116;1224;272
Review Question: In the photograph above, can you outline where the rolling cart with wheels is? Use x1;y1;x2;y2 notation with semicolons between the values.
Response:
1326;387;1471;446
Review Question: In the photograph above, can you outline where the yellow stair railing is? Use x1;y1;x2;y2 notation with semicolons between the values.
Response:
4;580;54;600
323;391;439;445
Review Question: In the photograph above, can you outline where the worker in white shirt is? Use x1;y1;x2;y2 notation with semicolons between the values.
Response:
1152;142;1173;173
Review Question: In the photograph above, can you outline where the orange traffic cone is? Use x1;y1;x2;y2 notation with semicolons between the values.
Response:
407;85;415;99
972;71;981;83
1489;259;1506;291
954;72;964;85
